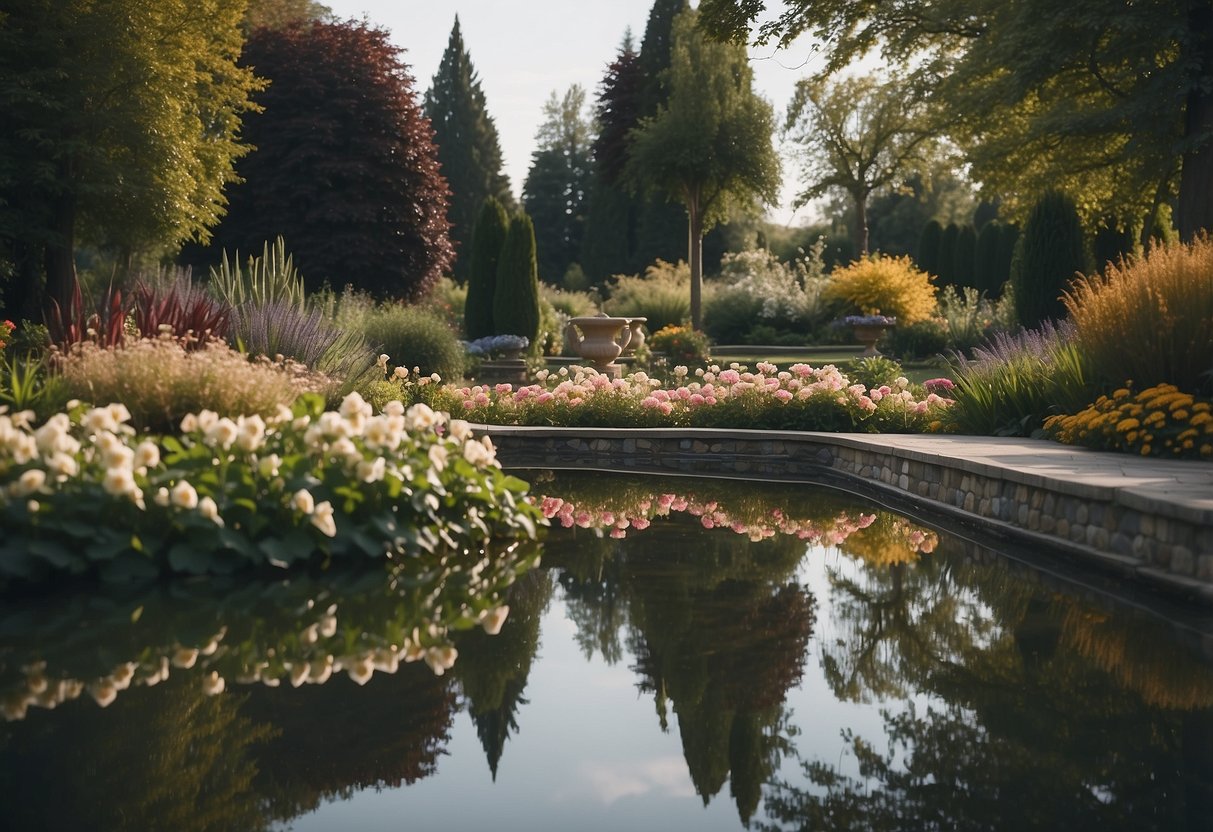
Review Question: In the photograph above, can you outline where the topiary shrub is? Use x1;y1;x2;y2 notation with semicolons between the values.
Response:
953;224;977;290
936;222;960;290
465;197;509;340
1010;190;1089;328
995;223;1019;296
823;255;938;325
974;220;1002;295
360;304;467;380
492;213;541;343
916;219;943;278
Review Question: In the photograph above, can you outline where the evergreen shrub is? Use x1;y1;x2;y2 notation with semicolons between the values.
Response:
466;197;509;340
1010;190;1088;328
492;213;541;343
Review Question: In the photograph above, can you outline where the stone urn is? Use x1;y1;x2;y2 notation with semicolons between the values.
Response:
564;316;632;372
851;322;896;357
619;317;647;355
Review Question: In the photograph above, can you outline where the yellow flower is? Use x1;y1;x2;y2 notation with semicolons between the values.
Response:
1173;409;1190;421
1141;444;1152;455
1116;417;1140;432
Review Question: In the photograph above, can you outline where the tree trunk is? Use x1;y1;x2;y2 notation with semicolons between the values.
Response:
43;192;78;322
854;189;870;256
1177;2;1213;240
687;196;704;331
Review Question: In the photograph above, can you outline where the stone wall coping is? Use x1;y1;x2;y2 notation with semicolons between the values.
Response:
472;425;1213;526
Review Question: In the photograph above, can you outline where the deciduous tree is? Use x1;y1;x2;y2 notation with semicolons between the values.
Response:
0;0;261;320
625;8;780;330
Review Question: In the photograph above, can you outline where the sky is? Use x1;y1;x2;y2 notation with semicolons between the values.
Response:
321;0;837;227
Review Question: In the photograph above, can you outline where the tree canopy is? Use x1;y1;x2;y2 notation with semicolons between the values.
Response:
424;17;514;282
626;8;780;329
697;0;1213;238
0;0;261;319
198;19;452;301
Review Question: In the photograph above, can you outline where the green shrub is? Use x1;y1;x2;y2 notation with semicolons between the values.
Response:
603;260;692;333
935;285;1017;355
418;275;467;334
703;246;826;344
916;219;943;277
1011;190;1089;328
648;325;710;366
493;213;541;343
936;222;960;289
974;221;1002;295
886;317;949;360
953;224;977;289
845;355;905;390
466;197;509;339
823;255;937;324
1064;235;1213;395
359;304;467;381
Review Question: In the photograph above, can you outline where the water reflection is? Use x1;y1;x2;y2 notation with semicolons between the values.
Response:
0;473;1211;831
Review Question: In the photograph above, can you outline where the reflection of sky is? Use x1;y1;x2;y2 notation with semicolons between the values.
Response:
285;545;911;832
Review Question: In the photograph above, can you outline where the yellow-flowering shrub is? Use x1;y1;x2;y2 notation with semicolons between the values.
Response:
648;325;710;365
1044;383;1213;460
823;255;938;325
1064;235;1213;393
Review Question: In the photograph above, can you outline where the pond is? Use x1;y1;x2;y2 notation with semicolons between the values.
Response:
2;471;1212;831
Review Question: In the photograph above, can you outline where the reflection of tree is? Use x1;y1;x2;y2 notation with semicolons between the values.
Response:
760;534;1213;832
622;520;815;824
242;662;458;822
454;568;554;780
0;675;272;832
552;532;628;664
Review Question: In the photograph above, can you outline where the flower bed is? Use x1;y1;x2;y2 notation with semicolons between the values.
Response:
0;392;544;581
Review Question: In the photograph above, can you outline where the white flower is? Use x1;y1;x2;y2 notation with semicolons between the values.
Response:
235;415;266;452
448;419;472;442
82;407;118;434
88;679;118;708
382;400;405;417
179;413;198;433
318;614;338;638
171;647;198;669
393;366;408;379
171;481;199;510
201;671;225;696
133;441;160;470
311;501;337;537
480;606;510;635
289;662;310;688
34;414;76;455
154;487;170;507
427;444;448;472
463;439;492;467
198;496;224;526
309;658;334;684
377;353;390;371
102;467;136;498
292;488;315;515
257;453;282;478
195;410;219;433
15;468;46;496
405;402;438;431
356;457;385;483
424;645;458;676
103;443;135;471
347;655;374;685
339;391;373;422
106;403;132;426
204;417;239;450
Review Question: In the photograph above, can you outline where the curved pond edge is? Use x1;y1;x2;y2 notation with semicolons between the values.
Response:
474;425;1213;606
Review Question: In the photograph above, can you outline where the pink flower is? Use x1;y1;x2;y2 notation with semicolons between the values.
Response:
689;393;705;406
536;392;554;404
609;528;627;538
641;396;661;408
701;516;715;529
774;389;793;402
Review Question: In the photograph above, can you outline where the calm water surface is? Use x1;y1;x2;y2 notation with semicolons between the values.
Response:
2;472;1212;832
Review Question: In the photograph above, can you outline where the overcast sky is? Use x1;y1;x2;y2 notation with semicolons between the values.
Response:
322;0;833;226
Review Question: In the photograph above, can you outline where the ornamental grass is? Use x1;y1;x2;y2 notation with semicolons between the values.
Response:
1044;383;1213;460
1064;235;1213;395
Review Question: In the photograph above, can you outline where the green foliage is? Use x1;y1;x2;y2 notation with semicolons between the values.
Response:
648;325;710;365
0;396;543;581
846;356;905;390
208;237;306;312
886;318;949;360
934;285;1017;355
360;305;467;381
466;197;510;340
936;223;959;290
0;353;65;417
493;214;542;343
1011;191;1089;328
916;220;943;277
703;246;827;343
0;0;262;311
973;221;1002;294
624;7;781;329
604;260;691;332
424;17;514;281
953;224;977;289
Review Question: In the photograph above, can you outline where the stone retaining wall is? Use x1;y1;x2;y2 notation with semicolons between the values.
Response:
477;426;1213;604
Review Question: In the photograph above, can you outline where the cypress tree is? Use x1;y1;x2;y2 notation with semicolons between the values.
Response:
974;220;1002;294
493;213;541;343
996;223;1019;294
937;222;960;289
953;224;977;289
916;219;943;277
425;17;513;282
1011;190;1089;328
465;197;508;340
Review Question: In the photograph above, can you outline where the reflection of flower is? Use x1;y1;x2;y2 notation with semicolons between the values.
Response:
837;514;939;567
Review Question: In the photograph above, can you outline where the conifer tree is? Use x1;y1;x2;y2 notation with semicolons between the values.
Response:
425;17;513;282
974;220;1002;294
1011;190;1089;328
493;213;541;343
936;222;960;290
916;219;943;277
465;197;509;340
953;224;977;289
582;33;643;283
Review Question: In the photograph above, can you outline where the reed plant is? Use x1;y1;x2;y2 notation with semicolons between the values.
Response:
1064;235;1213;395
207;236;306;312
942;321;1092;436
